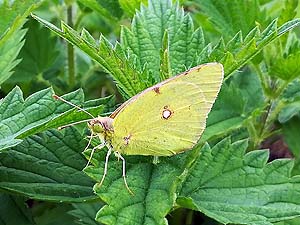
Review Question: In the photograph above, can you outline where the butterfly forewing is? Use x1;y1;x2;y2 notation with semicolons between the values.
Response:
110;63;224;156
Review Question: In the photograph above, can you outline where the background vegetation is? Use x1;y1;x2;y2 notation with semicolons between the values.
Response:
1;0;300;224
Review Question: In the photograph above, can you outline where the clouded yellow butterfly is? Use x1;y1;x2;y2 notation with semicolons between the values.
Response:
54;62;224;194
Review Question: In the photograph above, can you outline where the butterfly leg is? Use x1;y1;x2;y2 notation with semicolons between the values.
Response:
98;147;112;187
84;141;106;169
84;131;96;152
115;152;134;195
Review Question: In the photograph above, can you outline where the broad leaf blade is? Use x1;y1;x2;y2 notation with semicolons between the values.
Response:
84;148;198;225
0;128;95;202
178;138;300;225
0;87;107;151
0;193;34;225
69;202;104;225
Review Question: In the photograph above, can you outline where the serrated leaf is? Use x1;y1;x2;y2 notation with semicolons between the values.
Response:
204;18;300;77
278;0;298;27
0;87;110;151
0;0;39;86
9;19;59;82
69;202;104;225
0;128;95;202
178;138;300;225
0;28;26;86
121;0;206;81
194;0;263;39
0;87;78;150
83;146;198;225
32;14;146;98
268;36;300;80
0;193;34;225
33;2;300;99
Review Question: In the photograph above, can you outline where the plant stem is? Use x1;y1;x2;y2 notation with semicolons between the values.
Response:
67;5;75;87
252;63;269;96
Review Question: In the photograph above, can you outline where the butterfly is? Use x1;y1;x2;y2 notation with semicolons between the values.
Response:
54;62;224;194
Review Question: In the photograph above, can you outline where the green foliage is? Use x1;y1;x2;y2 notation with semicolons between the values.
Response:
0;128;96;201
282;116;300;175
0;194;34;225
1;0;300;225
10;19;59;83
179;138;300;225
193;0;265;39
0;0;40;86
69;202;103;225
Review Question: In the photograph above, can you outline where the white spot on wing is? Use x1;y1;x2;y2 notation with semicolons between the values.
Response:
162;109;172;119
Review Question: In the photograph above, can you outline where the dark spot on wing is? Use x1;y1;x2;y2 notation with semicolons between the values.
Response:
197;67;202;72
123;134;132;145
153;87;160;94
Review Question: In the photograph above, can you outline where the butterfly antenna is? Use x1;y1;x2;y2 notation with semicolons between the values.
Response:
53;94;94;118
57;118;95;130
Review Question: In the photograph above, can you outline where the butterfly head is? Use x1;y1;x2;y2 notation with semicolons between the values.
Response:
88;116;114;135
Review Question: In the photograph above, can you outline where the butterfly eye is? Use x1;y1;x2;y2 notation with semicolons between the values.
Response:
90;121;104;133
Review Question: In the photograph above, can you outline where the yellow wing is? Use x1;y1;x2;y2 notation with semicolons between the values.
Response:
110;63;224;156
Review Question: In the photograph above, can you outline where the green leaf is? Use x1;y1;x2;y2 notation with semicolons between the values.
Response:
69;202;104;225
0;28;26;86
275;217;300;225
278;101;300;123
202;70;264;143
0;87;108;151
207;18;300;77
282;79;300;101
33;1;300;99
32;14;147;98
178;138;300;225
0;193;34;225
96;0;123;19
119;0;147;17
194;0;264;39
278;0;298;26
76;0;119;22
267;37;300;81
0;0;39;86
9;19;59;83
0;128;95;202
121;0;206;80
33;203;76;225
0;87;75;151
83;147;198;225
201;82;246;143
282;116;300;158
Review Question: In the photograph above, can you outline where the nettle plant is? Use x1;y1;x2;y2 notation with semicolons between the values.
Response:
1;0;300;225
